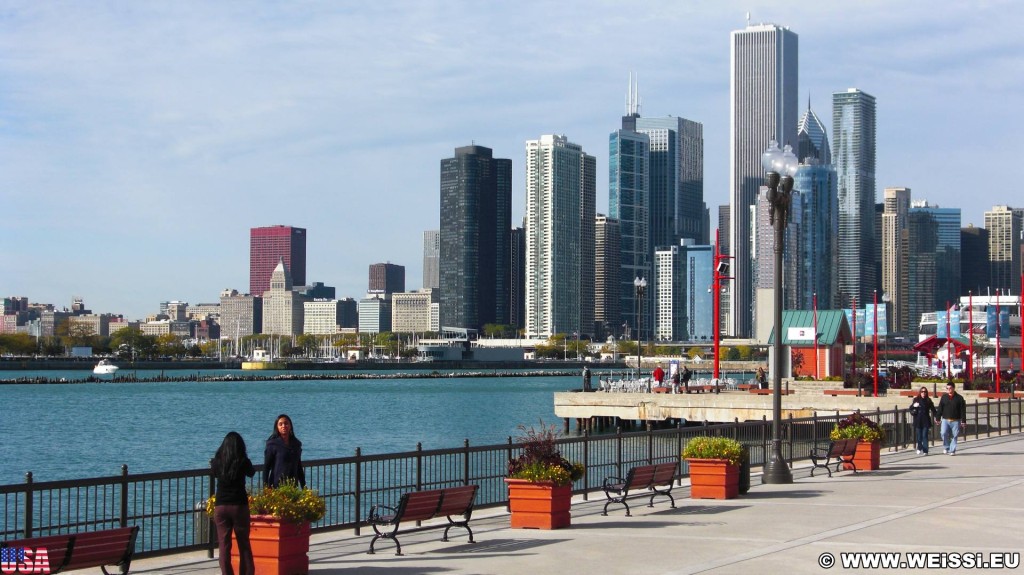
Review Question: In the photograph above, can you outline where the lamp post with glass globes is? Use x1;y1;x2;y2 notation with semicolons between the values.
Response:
761;140;798;485
634;277;647;388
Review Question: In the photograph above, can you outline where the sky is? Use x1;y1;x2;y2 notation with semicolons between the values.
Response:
2;1;1022;321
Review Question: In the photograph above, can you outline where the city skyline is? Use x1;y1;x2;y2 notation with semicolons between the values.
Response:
2;2;1022;319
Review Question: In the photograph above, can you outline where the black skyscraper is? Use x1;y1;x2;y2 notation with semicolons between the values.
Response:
440;145;512;331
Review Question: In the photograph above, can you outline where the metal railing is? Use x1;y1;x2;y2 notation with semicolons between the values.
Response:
2;398;1020;558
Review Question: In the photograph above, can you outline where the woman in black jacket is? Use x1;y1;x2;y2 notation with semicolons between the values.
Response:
909;387;937;455
212;432;256;575
263;414;306;488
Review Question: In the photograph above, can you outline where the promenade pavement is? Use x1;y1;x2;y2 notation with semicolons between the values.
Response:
130;433;1024;575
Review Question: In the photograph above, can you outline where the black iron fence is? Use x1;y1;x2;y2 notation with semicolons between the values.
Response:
2;399;1021;558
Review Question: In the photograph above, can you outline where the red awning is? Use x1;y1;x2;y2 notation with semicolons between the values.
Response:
912;335;970;354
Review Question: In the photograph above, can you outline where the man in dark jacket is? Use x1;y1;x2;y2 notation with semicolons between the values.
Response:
935;382;967;455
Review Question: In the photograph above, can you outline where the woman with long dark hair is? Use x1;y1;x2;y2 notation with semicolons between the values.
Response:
264;414;305;488
211;431;256;575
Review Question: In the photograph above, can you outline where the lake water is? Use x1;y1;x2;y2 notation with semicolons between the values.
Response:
1;368;592;484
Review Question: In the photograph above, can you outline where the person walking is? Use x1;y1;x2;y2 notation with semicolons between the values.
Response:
909;387;937;455
211;432;256;575
264;414;306;487
652;363;665;390
935;382;967;455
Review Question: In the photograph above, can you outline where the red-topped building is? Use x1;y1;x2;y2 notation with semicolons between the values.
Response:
250;225;306;296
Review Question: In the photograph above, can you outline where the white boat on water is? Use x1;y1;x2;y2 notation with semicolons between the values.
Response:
93;359;119;375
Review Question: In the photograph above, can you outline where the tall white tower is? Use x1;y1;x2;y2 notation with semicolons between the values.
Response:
524;135;596;338
729;22;798;338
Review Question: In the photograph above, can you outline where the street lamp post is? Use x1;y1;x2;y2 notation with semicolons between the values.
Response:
813;292;818;380
634;277;647;388
968;290;974;382
712;229;733;380
760;140;797;485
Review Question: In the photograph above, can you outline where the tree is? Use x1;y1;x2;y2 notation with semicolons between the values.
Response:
155;334;187;358
725;347;740;360
686;346;704;359
110;328;157;360
0;333;37;355
735;345;753;360
57;321;97;350
295;334;321;357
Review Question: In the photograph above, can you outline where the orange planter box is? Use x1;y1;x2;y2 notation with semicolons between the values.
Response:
231;516;310;575
686;459;739;499
853;440;880;471
505;479;572;529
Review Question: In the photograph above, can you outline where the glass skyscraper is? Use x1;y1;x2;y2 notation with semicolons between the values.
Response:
793;162;838;310
906;202;961;335
609;120;650;341
833;88;877;309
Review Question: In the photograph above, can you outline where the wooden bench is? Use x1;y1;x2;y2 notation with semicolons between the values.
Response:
601;462;678;516
367;485;478;556
809;439;858;477
2;526;139;575
824;389;863;396
737;384;758;391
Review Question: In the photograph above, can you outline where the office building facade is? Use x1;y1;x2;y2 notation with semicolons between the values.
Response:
439;145;512;331
369;262;406;295
833;88;877;309
422;230;440;290
985;205;1023;295
594;214;621;339
729;22;798;338
882;187;911;334
524;135;596;339
250;225;306;296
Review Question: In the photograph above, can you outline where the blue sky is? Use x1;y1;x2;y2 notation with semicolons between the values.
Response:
2;1;1021;320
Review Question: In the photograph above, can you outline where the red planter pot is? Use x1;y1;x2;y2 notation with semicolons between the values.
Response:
686;458;739;499
852;439;881;471
231;516;311;575
505;478;572;529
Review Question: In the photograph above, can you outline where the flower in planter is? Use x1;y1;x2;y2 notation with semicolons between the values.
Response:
507;421;585;487
830;411;886;443
681;436;743;466
206;479;326;523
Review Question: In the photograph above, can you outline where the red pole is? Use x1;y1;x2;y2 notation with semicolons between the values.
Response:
713;229;721;380
873;290;879;397
813;292;819;380
968;291;974;382
996;289;1001;393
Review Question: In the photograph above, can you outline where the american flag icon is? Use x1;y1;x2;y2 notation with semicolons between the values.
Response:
1;547;26;568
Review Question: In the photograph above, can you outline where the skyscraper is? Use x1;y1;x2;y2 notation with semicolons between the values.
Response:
729;22;798;338
882;187;911;334
906;202;961;333
635;116;707;247
368;262;405;295
794;160;838;310
609;99;651;341
654;240;714;342
960;225;990;296
439;145;512;331
833;88;877;309
510;226;526;331
796;99;831;164
985;205;1023;295
594;214;621;339
250;225;306;296
262;258;306;336
524;135;596;339
422;230;440;290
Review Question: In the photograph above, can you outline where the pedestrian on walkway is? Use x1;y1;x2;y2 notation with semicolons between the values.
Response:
909;387;937;455
264;414;306;487
652;363;665;389
935;383;967;455
212;432;256;575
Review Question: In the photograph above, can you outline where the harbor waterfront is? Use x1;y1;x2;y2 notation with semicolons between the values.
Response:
1;368;594;484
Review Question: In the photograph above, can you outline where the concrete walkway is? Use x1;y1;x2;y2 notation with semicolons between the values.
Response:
130;434;1024;575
